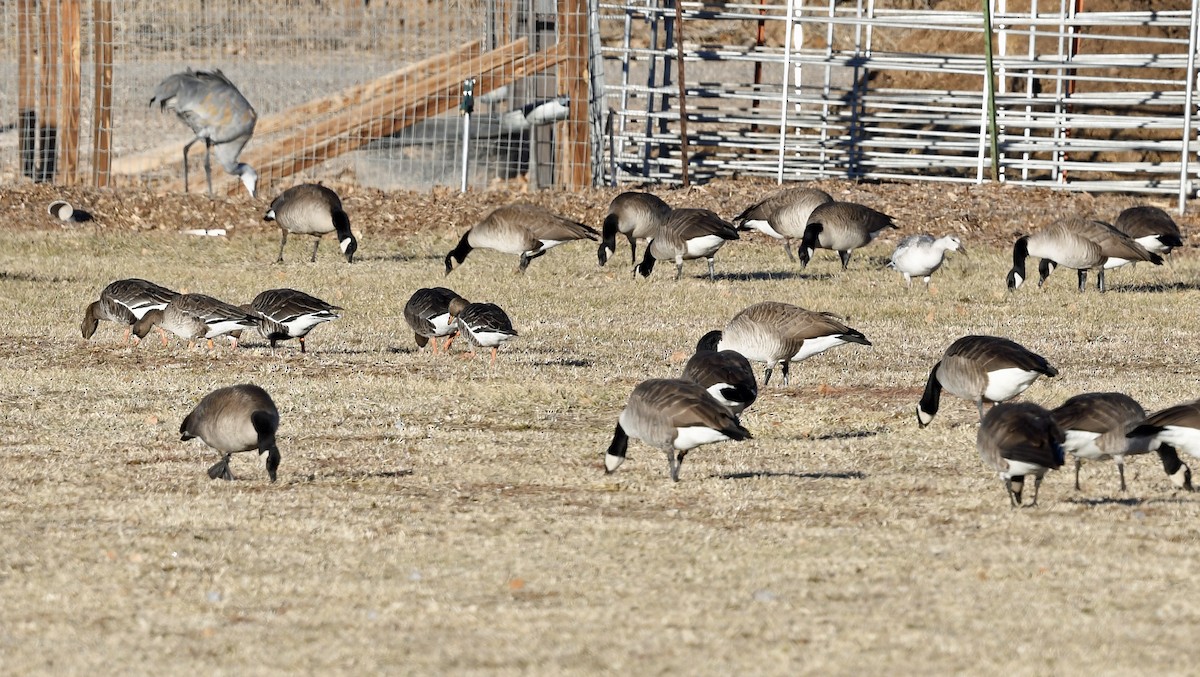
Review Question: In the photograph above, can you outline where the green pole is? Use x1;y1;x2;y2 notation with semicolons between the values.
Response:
981;0;1001;181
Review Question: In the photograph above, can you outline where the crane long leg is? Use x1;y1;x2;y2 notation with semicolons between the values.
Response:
276;229;288;263
203;139;214;196
182;137;203;193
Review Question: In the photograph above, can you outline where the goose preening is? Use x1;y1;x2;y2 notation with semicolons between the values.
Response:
887;234;967;288
150;68;258;198
604;378;752;482
700;301;871;387
1113;206;1184;256
1050;392;1171;492
917;335;1057;428
404;287;468;354
180;384;280;482
1128;400;1200;490
246;288;342;353
598;192;672;267
1006;216;1162;293
132;293;259;349
81;278;179;343
977;402;1065;508
450;300;517;365
798;201;897;270
265;183;358;264
681;342;758;415
734;186;833;261
445;203;599;274
634;208;739;281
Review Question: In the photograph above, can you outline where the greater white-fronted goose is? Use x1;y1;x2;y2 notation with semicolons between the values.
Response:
681;343;758;415
265;183;357;264
734;187;833;261
133;293;259;349
1006;216;1162;293
977;402;1065;508
799;201;897;269
247;288;342;353
598;192;672;267
81;278;179;343
180;383;280;482
887;234;967;288
404;287;469;354
1128;400;1200;490
445;203;599;274
449;299;517;365
917;335;1057;427
1050;392;1174;492
634;208;739;281
604;378;752;482
1113;206;1184;256
700;301;871;387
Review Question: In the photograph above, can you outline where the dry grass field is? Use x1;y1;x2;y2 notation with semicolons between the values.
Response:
3;179;1200;674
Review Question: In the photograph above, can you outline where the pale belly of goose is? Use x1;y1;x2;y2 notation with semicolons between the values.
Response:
1001;459;1049;479
428;312;455;336
719;332;785;365
673;425;732;450
204;318;254;339
463;326;513;348
790;335;850;361
683;234;728;259
530;239;567;255
981;367;1042;403
894;248;944;277
1028;239;1097;269
740;220;783;239
1153;425;1200;458
1063;429;1106;460
265;312;337;337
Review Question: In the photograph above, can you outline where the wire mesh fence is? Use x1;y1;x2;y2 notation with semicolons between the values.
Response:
0;0;598;194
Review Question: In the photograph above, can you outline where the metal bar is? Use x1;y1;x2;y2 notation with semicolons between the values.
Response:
777;0;795;183
1178;0;1199;214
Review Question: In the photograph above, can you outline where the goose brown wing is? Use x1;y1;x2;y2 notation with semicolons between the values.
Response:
635;379;749;438
252;288;341;322
459;303;516;335
946;335;1057;376
1075;219;1162;263
981;403;1065;469
514;204;599;241
1114;206;1182;241
668;209;739;241
1131;400;1200;435
1052;392;1143;435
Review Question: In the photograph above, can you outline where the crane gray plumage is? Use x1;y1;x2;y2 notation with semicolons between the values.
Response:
604;378;752;482
132;293;259;349
404;287;469;354
180;384;280;482
700;301;871;387
246;288;342;353
598;192;672;267
1006;216;1163;293
1128;400;1200;491
150;68;258;198
1113;206;1184;256
887;234;967;287
81;278;179;343
916;335;1057;428
735;187;834;261
449;299;517;365
799;201;897;269
681;342;758;415
445;203;599;274
635;208;739;281
265;184;358;263
977;402;1065;508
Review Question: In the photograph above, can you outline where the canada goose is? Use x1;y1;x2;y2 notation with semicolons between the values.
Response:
598;192;672;266
81;278;178;343
404;287;468;354
1006;216;1162;293
635;208;739;281
1113;206;1184;256
604;378;752;482
681;342;758;415
246;288;342;353
445;203;599;274
798;201;897;269
1050;392;1160;492
887;234;968;288
448;299;517;365
132;293;259;349
699;301;871;387
734;187;833;260
180;384;280;482
917;335;1057;427
1128;400;1200;490
150;68;258;198
265;184;357;264
977;402;1065;508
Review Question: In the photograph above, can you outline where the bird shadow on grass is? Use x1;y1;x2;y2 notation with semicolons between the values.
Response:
0;271;79;284
1065;495;1194;507
1110;281;1200;293
811;428;882;441
718;470;867;481
709;270;831;283
293;469;414;483
531;357;594;368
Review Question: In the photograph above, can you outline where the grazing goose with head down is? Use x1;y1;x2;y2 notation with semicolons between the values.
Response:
81;278;179;343
404;287;469;355
635;208;739;281
734;187;833;261
1113;205;1184;256
605;378;752;482
598;192;672;267
449;299;517;365
887;234;967;288
180;384;280;482
265;183;358;264
700;301;871;387
798;201;897;270
1006;216;1162;293
681;341;758;415
978;402;1065;508
133;293;259;349
1128;400;1200;490
247;288;342;353
445;203;599;274
917;335;1057;428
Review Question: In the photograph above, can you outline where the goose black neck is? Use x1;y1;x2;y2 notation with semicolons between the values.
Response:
445;231;473;274
917;361;943;426
606;422;629;460
635;247;656;277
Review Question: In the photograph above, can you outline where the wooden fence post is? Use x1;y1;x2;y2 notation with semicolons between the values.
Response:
37;0;61;183
558;0;590;188
18;0;37;179
92;0;114;187
61;0;82;184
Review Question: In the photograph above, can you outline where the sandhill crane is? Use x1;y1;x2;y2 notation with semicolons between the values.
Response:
150;68;258;198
